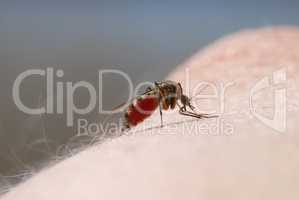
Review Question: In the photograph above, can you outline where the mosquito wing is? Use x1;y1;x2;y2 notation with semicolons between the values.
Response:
111;88;157;111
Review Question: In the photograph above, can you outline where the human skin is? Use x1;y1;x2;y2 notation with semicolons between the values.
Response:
2;26;299;200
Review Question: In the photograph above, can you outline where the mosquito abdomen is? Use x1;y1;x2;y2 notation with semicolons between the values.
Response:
125;96;159;127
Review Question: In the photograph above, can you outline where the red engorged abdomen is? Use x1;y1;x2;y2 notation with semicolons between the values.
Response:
127;96;159;126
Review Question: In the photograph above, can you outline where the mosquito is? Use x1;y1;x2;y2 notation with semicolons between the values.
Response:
115;80;216;130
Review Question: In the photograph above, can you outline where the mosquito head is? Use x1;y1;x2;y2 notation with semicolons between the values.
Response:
180;94;195;111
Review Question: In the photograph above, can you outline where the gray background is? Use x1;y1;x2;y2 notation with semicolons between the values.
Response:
0;0;299;189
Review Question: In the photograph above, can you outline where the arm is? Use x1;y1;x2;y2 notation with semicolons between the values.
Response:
3;26;299;200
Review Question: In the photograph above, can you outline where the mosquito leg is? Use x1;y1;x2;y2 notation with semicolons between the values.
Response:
178;103;198;118
155;81;163;128
179;109;203;119
159;102;163;127
176;102;183;111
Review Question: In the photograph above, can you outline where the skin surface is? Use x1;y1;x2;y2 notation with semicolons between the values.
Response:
2;26;299;200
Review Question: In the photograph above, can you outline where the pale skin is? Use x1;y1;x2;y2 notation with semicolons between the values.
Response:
2;26;299;200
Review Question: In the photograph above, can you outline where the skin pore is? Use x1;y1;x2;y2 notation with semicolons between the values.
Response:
2;26;299;200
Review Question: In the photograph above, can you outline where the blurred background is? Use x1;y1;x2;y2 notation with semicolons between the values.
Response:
0;0;299;191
